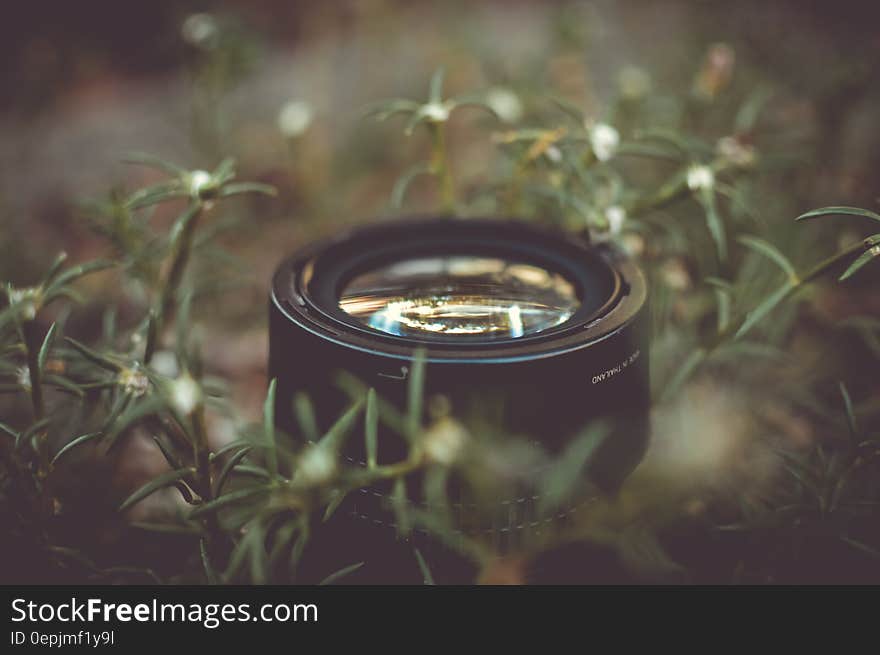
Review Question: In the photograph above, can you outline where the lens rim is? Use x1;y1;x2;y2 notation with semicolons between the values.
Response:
271;217;646;363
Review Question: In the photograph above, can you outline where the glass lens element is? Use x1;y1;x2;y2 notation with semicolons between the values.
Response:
338;256;580;339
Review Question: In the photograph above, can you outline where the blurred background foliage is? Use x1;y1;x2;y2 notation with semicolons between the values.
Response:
1;0;879;584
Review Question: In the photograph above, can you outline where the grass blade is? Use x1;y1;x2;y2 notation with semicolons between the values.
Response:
264;378;278;478
319;562;365;585
119;468;194;511
51;431;103;466
737;235;797;279
414;548;435;585
796;206;880;223
365;388;378;469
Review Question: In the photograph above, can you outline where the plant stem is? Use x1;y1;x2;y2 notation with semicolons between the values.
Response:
429;123;455;213
145;203;203;365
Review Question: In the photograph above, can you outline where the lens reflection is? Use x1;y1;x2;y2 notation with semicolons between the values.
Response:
338;256;580;339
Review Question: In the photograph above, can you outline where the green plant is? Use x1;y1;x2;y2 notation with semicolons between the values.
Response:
2;54;878;584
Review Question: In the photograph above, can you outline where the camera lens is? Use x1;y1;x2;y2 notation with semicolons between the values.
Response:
338;255;580;339
269;217;650;583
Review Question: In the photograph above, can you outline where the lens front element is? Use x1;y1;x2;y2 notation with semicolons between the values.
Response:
339;256;580;340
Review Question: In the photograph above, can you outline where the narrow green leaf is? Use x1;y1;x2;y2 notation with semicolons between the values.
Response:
450;98;500;121
414;548;435;585
839;382;859;443
391;477;410;537
734;281;794;340
660;349;706;401
218;182;277;198
319;562;364;585
43;374;85;398
188;486;270;519
51;431;103;466
122;151;186;176
322;490;347;522
0;421;18;440
214;446;253;496
152;435;183;470
64;337;122;372
390;163;432;209
839;246;880;281
45;260;115;296
318;397;365;452
200;538;220;584
365;388;378;469
17;417;52;451
293;392;319;442
212;156;237;183
407;348;427;441
289;522;310;575
539;423;609;512
37;322;58;373
796;206;880;223
119;468;194;511
126;181;185;210
737;235;797;279
699;187;727;261
428;67;445;104
44;252;69;286
548;95;585;123
264;378;278;478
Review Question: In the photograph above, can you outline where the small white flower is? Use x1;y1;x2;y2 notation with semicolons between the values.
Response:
422;102;451;123
485;87;523;124
7;286;39;320
686;164;715;191
118;367;149;397
277;100;314;138
168;374;201;416
605;205;627;236
295;446;337;486
188;170;214;198
16;366;31;391
545;145;563;163
181;13;218;48
589;123;620;162
423;417;468;466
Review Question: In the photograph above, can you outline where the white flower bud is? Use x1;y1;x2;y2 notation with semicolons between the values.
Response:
181;14;218;48
295;445;337;486
278;100;314;138
485;87;523;124
589;123;620;162
118;366;150;398
545;145;563;163
16;366;31;392
605;205;627;236
422;102;451;123
168;374;201;416
188;170;214;199
7;286;39;320
686;164;715;191
423;417;468;466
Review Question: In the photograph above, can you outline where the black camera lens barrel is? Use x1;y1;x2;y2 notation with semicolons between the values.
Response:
268;216;650;582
